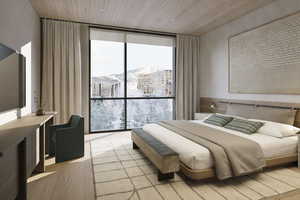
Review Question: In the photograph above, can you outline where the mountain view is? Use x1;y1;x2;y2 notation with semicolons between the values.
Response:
91;66;174;131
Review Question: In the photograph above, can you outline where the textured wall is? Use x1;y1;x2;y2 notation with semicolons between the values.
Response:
0;0;40;198
200;0;300;102
0;0;40;125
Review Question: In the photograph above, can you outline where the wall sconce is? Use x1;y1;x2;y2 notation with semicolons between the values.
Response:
209;103;216;112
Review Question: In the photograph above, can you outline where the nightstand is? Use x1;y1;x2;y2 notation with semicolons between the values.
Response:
194;113;211;120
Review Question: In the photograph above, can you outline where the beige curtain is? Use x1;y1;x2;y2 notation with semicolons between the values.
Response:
80;24;90;133
176;34;201;120
42;19;82;123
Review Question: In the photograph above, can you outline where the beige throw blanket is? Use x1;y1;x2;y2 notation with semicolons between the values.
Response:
158;120;265;180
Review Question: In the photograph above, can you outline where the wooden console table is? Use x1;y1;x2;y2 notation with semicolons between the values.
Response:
0;113;55;200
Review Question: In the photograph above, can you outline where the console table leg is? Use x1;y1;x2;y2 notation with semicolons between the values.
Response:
16;138;27;200
34;125;45;173
45;117;54;155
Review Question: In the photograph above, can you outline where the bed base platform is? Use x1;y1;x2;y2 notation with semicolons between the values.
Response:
131;128;298;181
180;153;297;180
131;128;179;181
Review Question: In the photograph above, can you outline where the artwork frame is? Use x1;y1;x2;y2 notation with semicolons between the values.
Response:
228;10;300;95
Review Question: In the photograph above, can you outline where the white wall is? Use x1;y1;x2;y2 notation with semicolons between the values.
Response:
200;0;300;102
0;0;40;125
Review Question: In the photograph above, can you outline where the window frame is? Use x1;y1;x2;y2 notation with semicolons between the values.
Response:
88;27;176;133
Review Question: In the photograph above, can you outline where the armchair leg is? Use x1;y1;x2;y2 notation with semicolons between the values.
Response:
49;132;55;157
49;150;55;157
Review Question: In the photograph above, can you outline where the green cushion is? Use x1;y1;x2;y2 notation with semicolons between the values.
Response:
204;114;233;127
224;118;264;134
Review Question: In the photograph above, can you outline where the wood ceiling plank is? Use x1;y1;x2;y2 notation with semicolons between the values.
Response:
30;0;275;34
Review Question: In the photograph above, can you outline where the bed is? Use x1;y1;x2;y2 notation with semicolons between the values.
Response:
132;103;300;180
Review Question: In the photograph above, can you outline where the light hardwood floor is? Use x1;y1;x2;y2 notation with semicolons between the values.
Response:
28;133;300;200
28;136;95;200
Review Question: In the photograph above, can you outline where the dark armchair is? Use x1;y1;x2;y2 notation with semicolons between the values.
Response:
49;115;84;163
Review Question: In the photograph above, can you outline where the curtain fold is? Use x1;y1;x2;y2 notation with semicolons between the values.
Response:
42;19;82;124
176;34;201;120
80;24;90;133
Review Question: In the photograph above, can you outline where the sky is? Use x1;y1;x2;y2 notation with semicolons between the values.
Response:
91;40;173;77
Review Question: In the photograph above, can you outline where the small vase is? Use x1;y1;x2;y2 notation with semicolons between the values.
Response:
36;108;45;116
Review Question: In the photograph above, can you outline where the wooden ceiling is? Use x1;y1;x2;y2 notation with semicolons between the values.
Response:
30;0;275;35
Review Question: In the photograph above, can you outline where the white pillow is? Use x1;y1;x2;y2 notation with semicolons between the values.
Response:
198;113;213;121
250;119;300;138
201;113;243;122
217;113;246;120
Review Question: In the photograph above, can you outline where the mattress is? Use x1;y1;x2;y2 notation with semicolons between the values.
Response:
143;120;298;170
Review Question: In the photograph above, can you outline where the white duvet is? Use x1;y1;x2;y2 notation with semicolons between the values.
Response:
143;120;298;170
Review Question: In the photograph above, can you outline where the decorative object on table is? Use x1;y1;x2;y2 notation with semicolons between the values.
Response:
49;115;84;163
36;107;45;116
36;103;47;116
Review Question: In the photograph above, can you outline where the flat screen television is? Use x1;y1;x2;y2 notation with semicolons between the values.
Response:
0;43;26;112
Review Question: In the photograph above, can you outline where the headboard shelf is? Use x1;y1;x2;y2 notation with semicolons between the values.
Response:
218;101;299;111
200;97;300;127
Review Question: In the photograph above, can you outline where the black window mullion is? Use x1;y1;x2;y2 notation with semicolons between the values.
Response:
124;42;128;130
173;46;176;120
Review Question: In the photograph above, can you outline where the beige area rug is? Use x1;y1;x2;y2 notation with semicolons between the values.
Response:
90;132;300;200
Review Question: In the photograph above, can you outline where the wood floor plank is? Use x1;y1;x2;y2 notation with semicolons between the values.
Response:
250;173;295;194
227;179;262;200
155;184;182;200
275;168;300;179
28;141;95;200
210;182;249;200
28;172;57;200
129;192;139;200
98;192;133;200
171;182;203;200
138;187;163;200
265;171;300;188
280;193;300;200
288;167;300;174
237;176;277;197
192;184;226;200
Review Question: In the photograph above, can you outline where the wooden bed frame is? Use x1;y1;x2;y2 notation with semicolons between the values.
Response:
180;153;298;180
190;97;300;180
132;128;298;180
132;98;300;180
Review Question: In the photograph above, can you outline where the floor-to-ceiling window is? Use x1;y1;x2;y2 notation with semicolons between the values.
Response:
89;28;175;132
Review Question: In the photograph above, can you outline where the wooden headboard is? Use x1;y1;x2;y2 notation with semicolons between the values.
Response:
200;97;300;128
